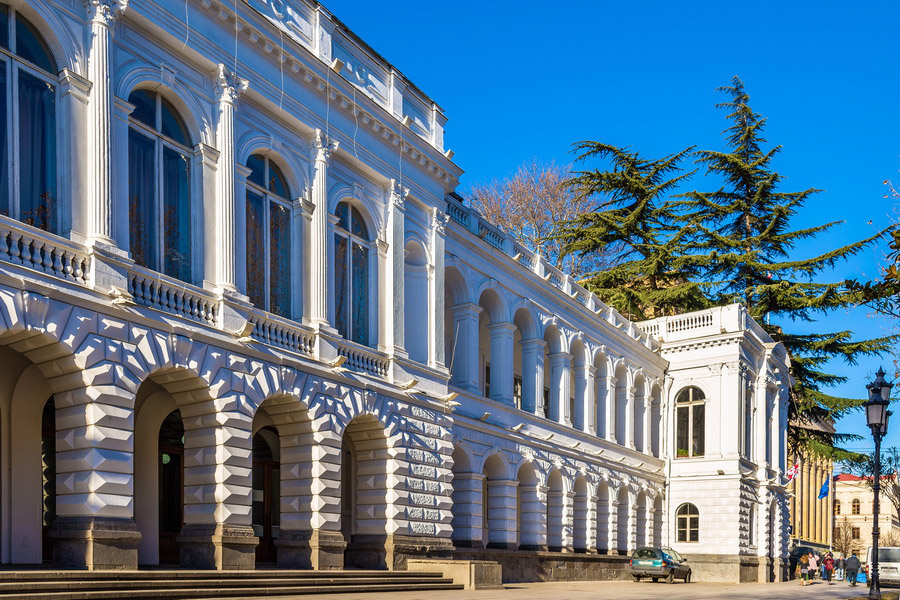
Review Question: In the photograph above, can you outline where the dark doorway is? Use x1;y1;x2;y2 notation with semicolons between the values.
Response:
158;410;184;565
41;397;55;563
340;437;355;552
252;427;280;564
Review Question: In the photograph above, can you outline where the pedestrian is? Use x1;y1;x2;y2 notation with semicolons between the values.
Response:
824;553;835;585
808;552;818;583
799;552;810;585
846;553;861;587
836;556;845;581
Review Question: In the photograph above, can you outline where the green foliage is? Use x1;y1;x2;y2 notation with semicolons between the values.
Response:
558;76;895;458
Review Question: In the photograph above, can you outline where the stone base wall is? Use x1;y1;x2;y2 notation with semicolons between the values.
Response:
451;548;630;583
679;553;766;583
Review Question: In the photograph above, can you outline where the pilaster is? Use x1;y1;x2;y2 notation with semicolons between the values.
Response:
449;303;481;392
388;180;408;357
520;338;545;415
548;353;572;425
487;322;516;406
309;130;339;328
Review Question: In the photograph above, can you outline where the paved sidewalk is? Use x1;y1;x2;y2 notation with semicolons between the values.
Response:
236;579;881;600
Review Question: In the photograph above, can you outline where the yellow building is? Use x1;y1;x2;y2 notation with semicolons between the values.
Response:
833;474;900;557
789;451;833;553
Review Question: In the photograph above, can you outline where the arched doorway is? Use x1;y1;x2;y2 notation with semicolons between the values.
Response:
341;416;389;569
41;397;56;563
157;410;184;565
252;427;280;564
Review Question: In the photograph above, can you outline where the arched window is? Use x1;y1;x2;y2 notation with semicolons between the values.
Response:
127;89;193;282
834;499;841;515
675;386;705;458
334;201;371;346
0;6;58;232
676;503;699;543
245;153;291;316
852;498;861;515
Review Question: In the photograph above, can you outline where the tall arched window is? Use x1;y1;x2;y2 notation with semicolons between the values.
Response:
852;498;861;515
334;201;370;346
245;153;291;316
675;386;705;458
0;6;58;232
676;503;699;543
834;499;841;515
127;89;192;282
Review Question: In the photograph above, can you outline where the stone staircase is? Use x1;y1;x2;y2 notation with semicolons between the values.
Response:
0;570;464;599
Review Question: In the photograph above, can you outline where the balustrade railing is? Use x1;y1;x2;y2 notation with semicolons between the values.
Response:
0;219;90;285
128;269;219;327
248;310;315;356
337;339;389;377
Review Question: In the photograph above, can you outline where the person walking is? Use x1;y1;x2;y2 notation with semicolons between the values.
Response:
808;553;819;583
836;556;845;581
824;553;835;585
845;553;861;587
800;553;810;585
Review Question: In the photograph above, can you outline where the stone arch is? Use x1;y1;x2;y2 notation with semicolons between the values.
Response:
444;265;473;389
516;461;543;550
569;337;588;430
635;490;649;548
341;413;392;569
449;442;480;547
633;372;647;453
650;382;662;458
596;480;611;553
481;452;513;548
9;0;79;72
477;287;508;401
327;184;384;236
512;305;538;412
616;486;631;554
572;475;590;552
653;494;664;546
593;350;610;439
542;322;565;422
546;469;567;551
235;133;308;195
116;65;211;147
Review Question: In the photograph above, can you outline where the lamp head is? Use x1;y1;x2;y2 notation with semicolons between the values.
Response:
865;368;893;435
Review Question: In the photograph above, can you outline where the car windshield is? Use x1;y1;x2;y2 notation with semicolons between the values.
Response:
662;548;683;562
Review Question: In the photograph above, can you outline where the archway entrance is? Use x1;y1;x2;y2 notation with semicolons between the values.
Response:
41;397;56;563
252;427;280;564
341;416;389;569
158;410;184;565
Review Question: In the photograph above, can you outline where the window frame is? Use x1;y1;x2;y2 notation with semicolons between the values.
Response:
332;200;374;347
675;503;700;543
127;89;195;282
675;386;706;458
0;7;60;233
852;498;861;515
245;153;292;317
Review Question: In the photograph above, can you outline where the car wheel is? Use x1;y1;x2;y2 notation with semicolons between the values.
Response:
666;571;675;584
684;571;691;584
652;578;659;583
633;575;641;582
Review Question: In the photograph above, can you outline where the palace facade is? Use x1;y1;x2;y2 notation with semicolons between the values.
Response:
0;0;791;583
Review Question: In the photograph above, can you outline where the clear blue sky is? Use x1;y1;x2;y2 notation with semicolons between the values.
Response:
326;1;899;453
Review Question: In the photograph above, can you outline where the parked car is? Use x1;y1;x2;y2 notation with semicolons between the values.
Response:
630;547;692;583
866;546;900;587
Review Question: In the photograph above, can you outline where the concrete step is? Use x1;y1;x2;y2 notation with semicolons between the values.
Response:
0;582;465;600
0;576;456;592
0;570;445;581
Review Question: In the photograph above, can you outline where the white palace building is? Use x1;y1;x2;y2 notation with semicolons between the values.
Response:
0;0;792;584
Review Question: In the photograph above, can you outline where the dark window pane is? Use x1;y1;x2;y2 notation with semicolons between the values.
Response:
351;242;368;345
128;89;156;130
676;406;689;457
334;236;348;338
350;206;368;239
268;161;289;198
269;201;290;316
18;70;56;232
335;202;348;231
15;13;55;73
246;153;265;189
0;5;8;50
128;129;156;268
162;147;191;281
160;96;190;146
0;61;7;216
245;191;265;308
693;403;705;457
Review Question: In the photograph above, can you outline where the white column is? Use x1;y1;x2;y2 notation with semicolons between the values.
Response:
487;479;518;548
450;303;481;392
548;353;572;425
450;473;484;546
431;210;448;367
605;376;616;442
213;64;248;293
309;130;339;327
574;365;593;433
626;385;636;449
488;323;516;406
388;181;408;356
608;499;619;554
84;0;128;246
520;339;545;415
643;396;652;454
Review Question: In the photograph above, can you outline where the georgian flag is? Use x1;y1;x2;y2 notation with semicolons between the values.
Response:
786;463;800;482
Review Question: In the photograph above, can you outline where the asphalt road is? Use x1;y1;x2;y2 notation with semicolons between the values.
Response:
234;579;882;600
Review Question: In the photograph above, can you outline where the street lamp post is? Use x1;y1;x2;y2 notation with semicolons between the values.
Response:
866;367;894;600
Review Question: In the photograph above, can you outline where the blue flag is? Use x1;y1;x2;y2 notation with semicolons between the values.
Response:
818;477;830;499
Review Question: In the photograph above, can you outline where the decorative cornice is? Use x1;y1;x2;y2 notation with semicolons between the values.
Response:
85;0;128;26
215;64;249;105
